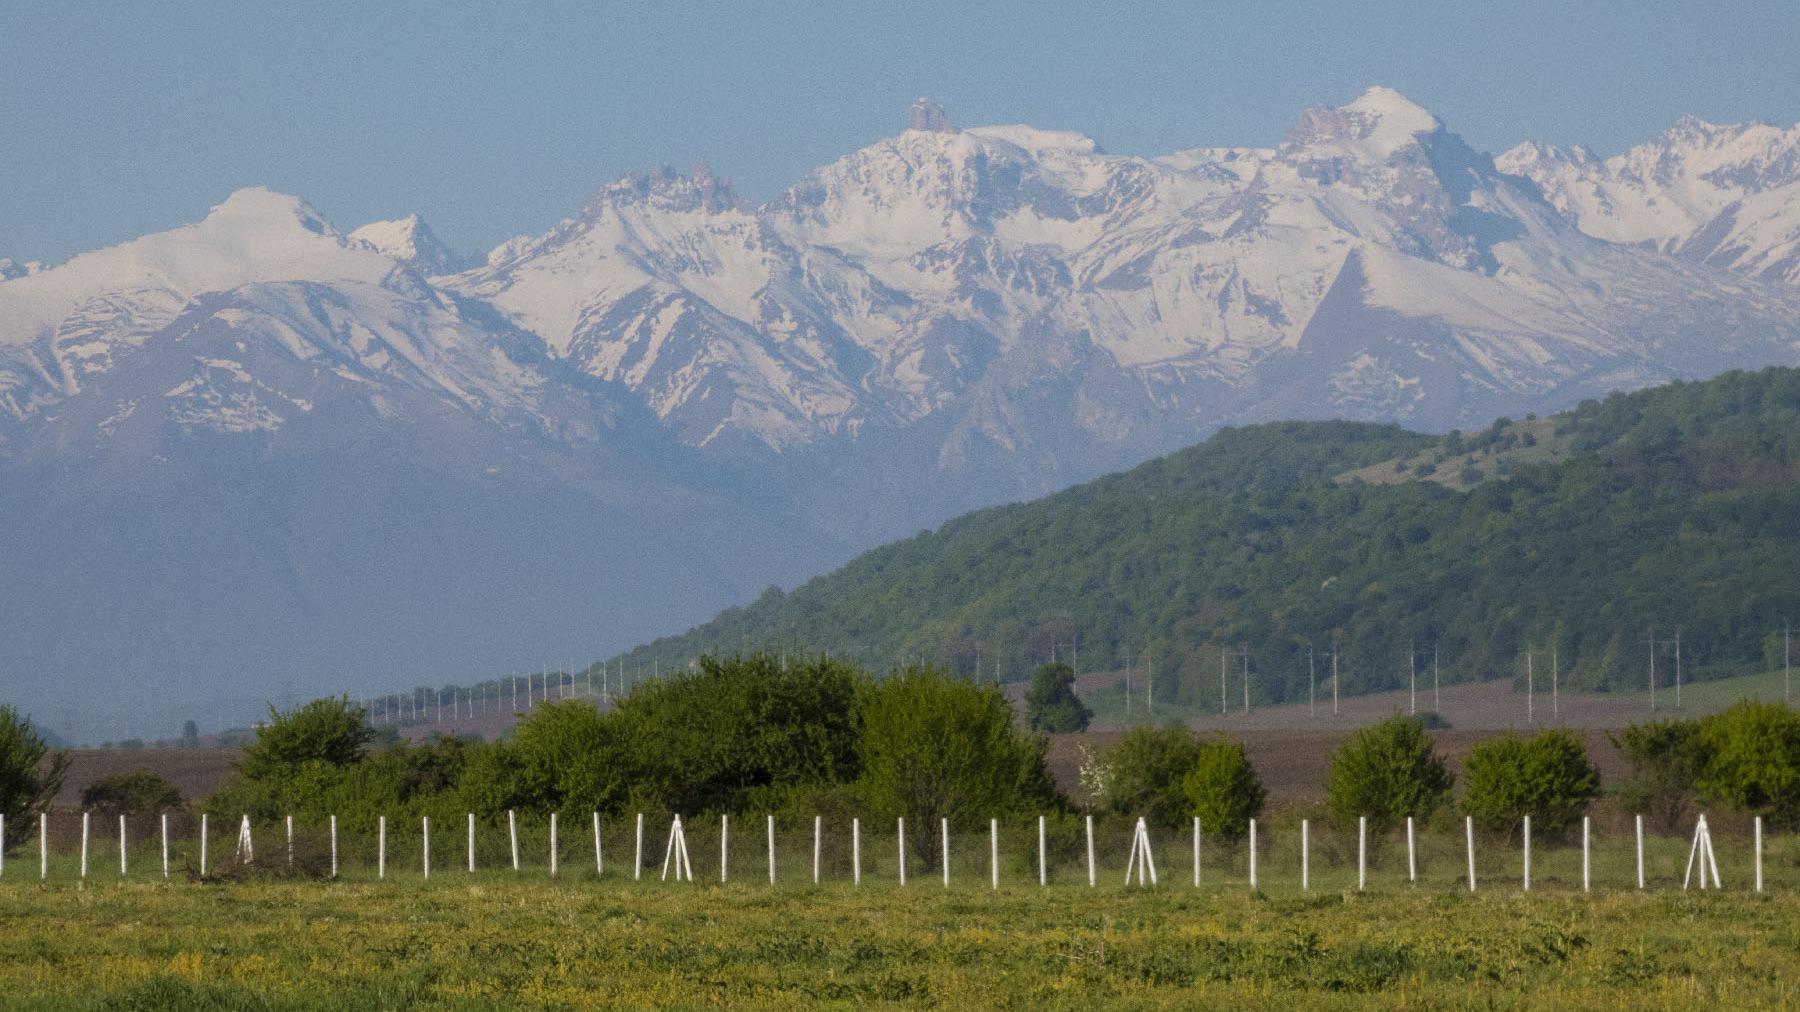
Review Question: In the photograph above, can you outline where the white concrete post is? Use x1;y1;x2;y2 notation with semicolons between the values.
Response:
1635;814;1645;889
329;815;338;878
812;815;821;885
39;812;47;879
422;816;430;880
852;817;861;886
200;813;208;877
119;814;127;876
767;815;776;884
1193;817;1201;888
161;813;169;878
510;810;521;872
897;817;906;886
594;812;603;876
1523;815;1531;891
549;812;558;877
990;818;999;890
1755;816;1764;893
1085;814;1096;887
634;813;643;881
942;817;951;888
286;814;294;869
720;814;728;883
1301;819;1309;891
1038;815;1047;887
1464;815;1475;892
1248;819;1257;889
469;813;476;873
378;815;386;880
1406;816;1417;884
81;811;89;878
1582;816;1591;892
1357;815;1367;891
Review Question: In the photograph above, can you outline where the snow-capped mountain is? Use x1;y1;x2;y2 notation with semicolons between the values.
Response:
1501;116;1800;283
4;87;1800;732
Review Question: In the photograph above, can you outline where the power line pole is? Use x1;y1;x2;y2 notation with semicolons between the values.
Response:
1220;645;1228;716
1552;645;1559;722
1433;642;1441;714
1786;619;1792;705
1674;628;1682;709
1308;646;1316;719
1409;642;1417;716
1646;626;1657;712
1526;646;1534;725
1331;640;1340;717
1240;644;1251;714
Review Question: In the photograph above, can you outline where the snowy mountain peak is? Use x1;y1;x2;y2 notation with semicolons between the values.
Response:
204;186;336;235
1283;86;1444;161
583;163;742;216
349;214;472;275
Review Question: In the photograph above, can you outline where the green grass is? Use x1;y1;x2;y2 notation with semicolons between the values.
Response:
1609;666;1799;713
3;819;1800;1007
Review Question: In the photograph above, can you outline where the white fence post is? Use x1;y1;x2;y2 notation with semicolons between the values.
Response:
1085;814;1096;888
767;814;776;884
852;817;861;886
1523;815;1531;892
594;812;603;876
469;814;477;873
549;812;558;877
200;813;208;878
812;815;822;885
378;815;386;880
286;814;294;869
1301;819;1309;892
1038;815;1047;887
39;812;47;880
1635;814;1645;890
329;815;338;878
1248;818;1257;890
1464;816;1476;892
1755;816;1764;893
1406;816;1417;884
990;818;999;890
1582;815;1591;892
80;811;89;879
510;810;521;872
119;814;127;876
161;813;169;878
634;813;643;881
897;817;906;886
720;814;728;883
423;816;431;880
942;817;951;888
1193;817;1201;888
1357;815;1366;891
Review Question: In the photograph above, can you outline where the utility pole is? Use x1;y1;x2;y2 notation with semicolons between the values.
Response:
1433;642;1441;713
1219;645;1228;716
1331;641;1340;717
1526;646;1534;725
1674;628;1682;708
1409;642;1417;715
1552;645;1559;722
1147;652;1154;714
1241;644;1251;714
1647;627;1657;712
1308;647;1316;719
1786;620;1792;705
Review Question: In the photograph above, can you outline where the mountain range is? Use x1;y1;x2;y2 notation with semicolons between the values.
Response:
4;88;1799;737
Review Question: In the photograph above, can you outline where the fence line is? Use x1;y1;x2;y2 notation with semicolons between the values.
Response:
3;810;1777;895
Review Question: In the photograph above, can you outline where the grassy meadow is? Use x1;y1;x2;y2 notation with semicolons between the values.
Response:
3;818;1799;1008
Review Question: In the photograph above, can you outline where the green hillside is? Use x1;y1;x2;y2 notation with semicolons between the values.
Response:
610;367;1800;706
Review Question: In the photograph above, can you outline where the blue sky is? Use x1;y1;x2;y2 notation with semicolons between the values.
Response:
3;0;1797;265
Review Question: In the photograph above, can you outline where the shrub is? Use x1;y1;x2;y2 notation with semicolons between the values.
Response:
0;706;69;853
238;697;371;782
1181;736;1264;838
1610;719;1706;830
1460;729;1599;837
1025;662;1091;733
1100;725;1199;826
508;700;634;815
1694;701;1800;827
856;667;1061;830
80;770;183;814
612;653;863;813
1325;716;1453;833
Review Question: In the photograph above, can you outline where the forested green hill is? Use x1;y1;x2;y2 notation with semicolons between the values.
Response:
610;367;1800;704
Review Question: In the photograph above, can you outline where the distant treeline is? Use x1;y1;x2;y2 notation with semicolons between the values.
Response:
602;367;1800;705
